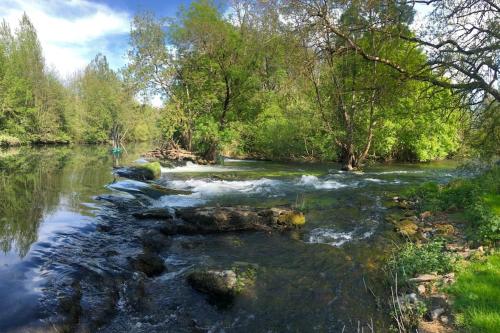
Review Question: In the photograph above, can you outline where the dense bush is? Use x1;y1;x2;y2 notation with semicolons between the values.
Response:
388;239;456;283
406;166;500;243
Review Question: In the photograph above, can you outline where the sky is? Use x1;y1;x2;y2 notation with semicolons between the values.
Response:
0;0;193;78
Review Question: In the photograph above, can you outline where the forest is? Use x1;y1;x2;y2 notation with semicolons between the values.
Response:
0;0;497;170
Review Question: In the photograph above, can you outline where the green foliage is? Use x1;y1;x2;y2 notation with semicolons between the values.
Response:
0;134;21;146
126;0;464;164
388;239;455;282
448;253;500;333
406;167;500;243
0;15;160;146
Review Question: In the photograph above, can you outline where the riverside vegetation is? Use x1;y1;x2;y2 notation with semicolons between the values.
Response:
385;165;499;332
0;0;499;332
1;1;498;168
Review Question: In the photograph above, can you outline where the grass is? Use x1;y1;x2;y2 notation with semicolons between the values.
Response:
482;194;500;216
448;253;500;333
405;166;500;243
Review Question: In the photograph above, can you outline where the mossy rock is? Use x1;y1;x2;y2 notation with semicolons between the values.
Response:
135;162;161;178
116;162;162;181
435;224;455;236
278;211;306;226
395;219;419;237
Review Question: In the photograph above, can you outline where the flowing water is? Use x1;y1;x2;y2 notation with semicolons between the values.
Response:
0;144;460;332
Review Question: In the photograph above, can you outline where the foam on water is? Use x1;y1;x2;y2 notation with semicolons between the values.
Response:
298;175;348;189
308;228;354;246
161;161;242;173
153;194;207;208
307;226;375;247
165;178;283;195
368;170;425;175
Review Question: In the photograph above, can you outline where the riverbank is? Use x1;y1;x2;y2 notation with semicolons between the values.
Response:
384;165;499;332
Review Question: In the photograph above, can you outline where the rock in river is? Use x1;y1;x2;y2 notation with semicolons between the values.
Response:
114;162;161;181
133;208;173;220
187;270;238;301
167;206;306;235
130;252;166;277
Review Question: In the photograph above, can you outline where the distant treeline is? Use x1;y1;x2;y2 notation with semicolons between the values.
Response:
1;0;498;168
0;14;159;147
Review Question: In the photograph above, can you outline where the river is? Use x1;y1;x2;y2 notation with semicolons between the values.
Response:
0;144;460;332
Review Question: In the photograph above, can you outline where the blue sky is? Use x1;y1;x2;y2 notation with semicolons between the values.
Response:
0;0;194;78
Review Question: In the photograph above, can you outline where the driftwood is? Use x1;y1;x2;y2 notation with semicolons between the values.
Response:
144;141;210;164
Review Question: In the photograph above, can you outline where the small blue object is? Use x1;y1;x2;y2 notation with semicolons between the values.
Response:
112;147;122;154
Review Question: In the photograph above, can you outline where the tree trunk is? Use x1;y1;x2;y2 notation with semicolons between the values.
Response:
204;142;218;162
340;145;358;171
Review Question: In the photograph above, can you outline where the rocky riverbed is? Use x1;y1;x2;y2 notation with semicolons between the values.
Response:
0;145;464;332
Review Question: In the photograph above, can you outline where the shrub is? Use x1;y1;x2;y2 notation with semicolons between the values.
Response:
0;134;22;146
405;166;500;243
388;239;455;283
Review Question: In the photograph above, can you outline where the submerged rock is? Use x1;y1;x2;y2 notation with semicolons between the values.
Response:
130;252;166;277
140;230;171;252
187;270;238;301
168;206;306;235
115;162;161;181
133;208;173;220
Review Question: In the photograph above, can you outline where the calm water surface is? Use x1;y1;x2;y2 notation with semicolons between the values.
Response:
0;144;460;332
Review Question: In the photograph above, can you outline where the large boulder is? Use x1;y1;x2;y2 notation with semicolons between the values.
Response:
166;206;305;235
115;162;161;181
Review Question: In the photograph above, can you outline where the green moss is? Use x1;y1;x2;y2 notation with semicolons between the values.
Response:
278;211;306;226
135;161;161;179
394;219;419;237
448;253;500;333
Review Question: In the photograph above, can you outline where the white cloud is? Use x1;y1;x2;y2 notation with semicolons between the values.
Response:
0;0;131;77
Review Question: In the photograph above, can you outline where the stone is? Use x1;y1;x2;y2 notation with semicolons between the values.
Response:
114;162;161;181
420;211;432;219
130;252;166;277
428;307;445;321
133;208;173;220
166;206;305;235
141;230;170;252
394;219;419;237
440;316;449;324
443;273;455;284
187;270;238;303
417;284;426;295
435;224;455;236
408;274;440;283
